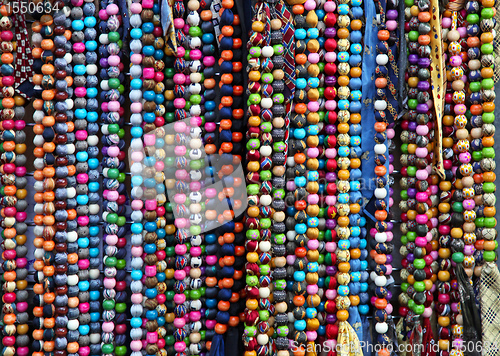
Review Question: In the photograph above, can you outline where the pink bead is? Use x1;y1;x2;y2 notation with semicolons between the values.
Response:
464;245;475;256
457;26;467;38
190;181;201;191
307;147;319;158
75;87;86;97
459;152;471;163
101;102;109;112
173;293;186;305
416;169;428;180
308;52;320;64
3;250;15;259
325;289;337;300
306;331;317;341
131;246;143;257
99;9;109;20
14;120;25;130
307;239;319;251
107;146;120;157
416;125;429;136
78;216;89;226
415;236;427;247
103;277;116;289
415;147;427;158
106;234;118;246
131;293;143;304
463;199;475;210
143;67;154;79
325;242;336;253
2;76;14;86
145;199;157;211
147;332;158;344
286;255;296;265
325;52;336;63
102;321;114;333
131;199;143;211
190;246;201;257
79;347;90;356
190;49;202;60
107;190;119;201
75;130;88;141
15;211;26;222
205;122;216;132
324;1;336;12
174;18;185;29
325;195;336;206
175;218;187;228
286;181;296;191
145;265;157;277
387;20;398;31
78;259;90;270
108;100;120;112
307;100;320;112
306;284;318;295
16;258;27;269
174;97;186;109
155;161;164;172
156;293;167;304
130;102;142;113
174;342;186;353
73;42;86;53
325;148;337;158
131;53;143;64
142;0;153;8
325;100;337;111
175;244;187;255
144;133;155;146
205;255;217;265
177;46;185;58
385;265;393;275
304;0;316;11
131;151;143;162
3;163;15;174
106;3;119;15
17;301;28;313
415;214;428;225
454;103;466;115
307;193;319;205
3;292;15;303
175;169;188;180
422;307;433;318
385;304;393;315
130;340;142;352
17;347;29;356
441;17;452;28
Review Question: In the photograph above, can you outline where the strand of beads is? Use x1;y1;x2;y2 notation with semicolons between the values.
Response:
197;0;217;349
99;0;127;355
371;0;396;352
322;0;339;351
128;0;145;353
52;3;78;356
71;0;98;355
0;5;29;356
139;1;162;356
31;9;57;356
476;0;497;270
438;7;461;355
244;2;272;354
268;3;290;354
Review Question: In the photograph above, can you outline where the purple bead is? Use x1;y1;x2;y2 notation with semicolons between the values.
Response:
325;28;336;38
100;57;108;67
325;219;335;229
387;221;393;230
387;9;398;20
408;121;417;131
417;103;429;113
389;154;394;164
407;187;417;198
407;253;415;263
387;290;393;300
326;314;337;324
325;124;336;135
389;187;394;196
408;54;419;64
417;80;430;91
102;146;108;156
325;172;336;182
326;266;336;276
418;58;431;68
386;254;393;264
325;75;337;86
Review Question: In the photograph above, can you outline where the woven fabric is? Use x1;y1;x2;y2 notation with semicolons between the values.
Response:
480;262;500;356
12;13;34;98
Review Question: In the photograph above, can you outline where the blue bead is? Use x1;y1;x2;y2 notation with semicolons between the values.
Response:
338;4;349;14
131;223;143;234
296;77;307;89
78;237;89;248
294;271;305;281
90;312;100;322
130;28;142;39
84;16;96;27
358;304;370;315
295;28;307;40
294;176;306;187
74;64;86;76
157;317;165;326
338;285;350;296
75;108;87;119
307;216;319;228
89;291;100;301
154;49;164;60
79;280;90;291
295;223;307;234
350;101;362;113
156;272;166;282
131;78;142;90
72;19;85;31
79;325;90;335
130;317;142;328
131;175;143;187
76;151;88;162
88;181;99;191
86;40;98;51
205;100;216;111
131;126;143;138
89;226;99;237
131;270;143;281
76;194;89;205
144;222;157;232
87;87;98;98
87;111;98;122
307;28;319;39
157;229;166;239
144;243;157;254
142;22;154;34
294;320;306;331
145;288;158;299
294;128;306;139
89;247;99;258
143;45;155;56
351;30;363;43
338;99;350;110
202;33;215;43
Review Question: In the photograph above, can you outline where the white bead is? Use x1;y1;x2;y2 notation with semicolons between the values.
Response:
374;188;387;199
66;144;75;155
99;34;109;44
374;100;387;111
100;80;110;91
190;138;202;149
67;319;79;331
131;211;143;222
189;83;202;94
375;232;387;243
67;275;79;286
64;53;72;64
190;72;202;83
89;204;100;215
287;156;296;166
131;234;143;245
87;135;99;146
66;99;74;110
260;145;272;157
374;143;386;155
375;275;387;287
259;287;270;299
87;64;98;76
260;194;272;206
89;333;101;344
370;271;378;281
130;162;143;175
287;231;297;240
376;54;389;65
34;248;44;259
33;110;44;123
129;64;143;78
34;181;44;192
129;15;142;28
262;46;274;58
67;187;76;199
190;37;202;49
375;322;388;334
33;158;45;170
257;334;269;346
261;97;273;109
33;226;44;237
259;240;271;252
67;231;78;243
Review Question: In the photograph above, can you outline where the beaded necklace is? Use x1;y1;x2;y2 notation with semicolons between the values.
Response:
268;1;291;353
323;0;339;351
71;0;99;354
245;1;274;354
0;6;29;356
371;0;397;351
31;9;57;356
52;3;77;356
128;0;145;353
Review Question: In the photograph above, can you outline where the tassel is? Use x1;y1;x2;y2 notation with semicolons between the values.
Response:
409;320;423;356
209;334;225;356
396;318;408;356
225;326;239;355
306;341;318;356
421;318;436;356
456;265;481;356
337;321;364;356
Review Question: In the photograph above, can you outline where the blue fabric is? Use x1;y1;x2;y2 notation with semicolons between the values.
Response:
398;0;407;112
361;315;373;356
210;334;224;356
348;306;363;345
361;0;377;220
161;0;170;36
118;0;129;41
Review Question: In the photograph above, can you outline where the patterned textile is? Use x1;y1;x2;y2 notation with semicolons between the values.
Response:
480;262;500;356
12;13;34;98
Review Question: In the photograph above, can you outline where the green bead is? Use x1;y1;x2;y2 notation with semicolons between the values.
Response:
250;47;262;57
115;346;127;356
190;94;202;105
102;344;114;354
105;256;117;267
261;122;273;132
108;31;120;42
118;85;125;94
115;302;127;313
200;330;206;340
246;275;259;287
475;217;485;228
106;213;118;224
247;184;260;195
414;304;425;315
189;26;202;37
117;173;126;183
481;7;494;18
259;310;270;321
407;98;418;109
452;252;464;263
189;159;203;170
260;218;272;229
248;93;261;105
103;299;115;311
272;93;285;104
317;254;324;264
247;138;260;150
407;299;415;309
484;251;496;262
400;190;408;200
108;78;120;89
483;147;495;158
407;166;417;177
404;0;413;6
165;335;175;345
484;217;497;228
317;63;325;73
401;282;409;292
413;281;426;292
260;170;272;181
108;123;119;134
184;49;190;60
260;264;270;275
190;289;201;300
483;182;496;193
116;259;126;270
413;258;425;269
318;111;325;122
483;112;495;123
401;143;408;154
469;81;481;92
401;235;408;245
166;291;175;300
408;31;419;42
261;73;274;84
466;13;480;24
190;225;202;236
407;231;416;241
452;201;464;213
107;168;119;179
472;151;482;161
482;78;494;91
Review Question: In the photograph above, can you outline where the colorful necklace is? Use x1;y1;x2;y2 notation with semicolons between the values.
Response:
0;6;29;356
